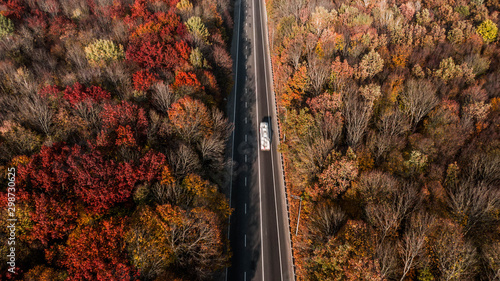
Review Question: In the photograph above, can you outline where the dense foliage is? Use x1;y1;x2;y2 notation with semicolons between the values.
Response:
0;0;233;280
266;0;500;280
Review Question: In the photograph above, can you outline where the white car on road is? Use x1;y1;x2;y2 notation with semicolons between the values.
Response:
260;121;270;151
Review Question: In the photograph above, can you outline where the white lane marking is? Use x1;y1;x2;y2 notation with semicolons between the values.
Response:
245;234;247;247
226;0;243;279
245;101;248;108
253;0;265;279
245;154;248;163
245;117;248;124
245;134;248;142
245;203;247;214
259;0;284;279
244;272;247;281
245;177;247;186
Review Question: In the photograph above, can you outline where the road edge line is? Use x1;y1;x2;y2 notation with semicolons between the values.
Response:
259;0;296;280
252;1;265;280
225;0;242;279
257;0;284;279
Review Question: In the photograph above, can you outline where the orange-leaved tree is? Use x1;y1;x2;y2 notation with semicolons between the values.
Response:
57;217;137;281
127;204;228;280
168;96;213;141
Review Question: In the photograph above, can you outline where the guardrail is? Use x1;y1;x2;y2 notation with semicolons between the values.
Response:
260;1;298;280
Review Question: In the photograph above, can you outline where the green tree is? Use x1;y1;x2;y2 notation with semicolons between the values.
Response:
477;19;498;43
84;39;124;66
185;17;210;44
418;267;435;281
0;14;14;38
190;47;203;68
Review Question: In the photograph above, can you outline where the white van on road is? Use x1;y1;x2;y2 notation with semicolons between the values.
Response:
260;121;270;151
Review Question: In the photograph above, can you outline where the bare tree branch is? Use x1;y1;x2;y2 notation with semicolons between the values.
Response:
399;79;439;128
151;82;175;113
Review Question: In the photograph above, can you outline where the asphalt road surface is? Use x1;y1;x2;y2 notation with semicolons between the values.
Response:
226;0;294;280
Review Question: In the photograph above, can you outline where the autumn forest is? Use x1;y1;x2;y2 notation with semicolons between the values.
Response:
1;0;500;280
0;0;233;280
267;0;500;280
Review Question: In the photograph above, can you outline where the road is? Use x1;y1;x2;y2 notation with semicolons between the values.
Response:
226;0;294;280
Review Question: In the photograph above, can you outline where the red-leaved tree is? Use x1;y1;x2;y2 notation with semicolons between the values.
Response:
138;150;167;182
132;70;158;92
17;143;73;193
126;10;188;71
29;193;78;245
67;145;139;213
96;101;148;148
172;71;203;94
63;82;111;106
59;218;137;280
